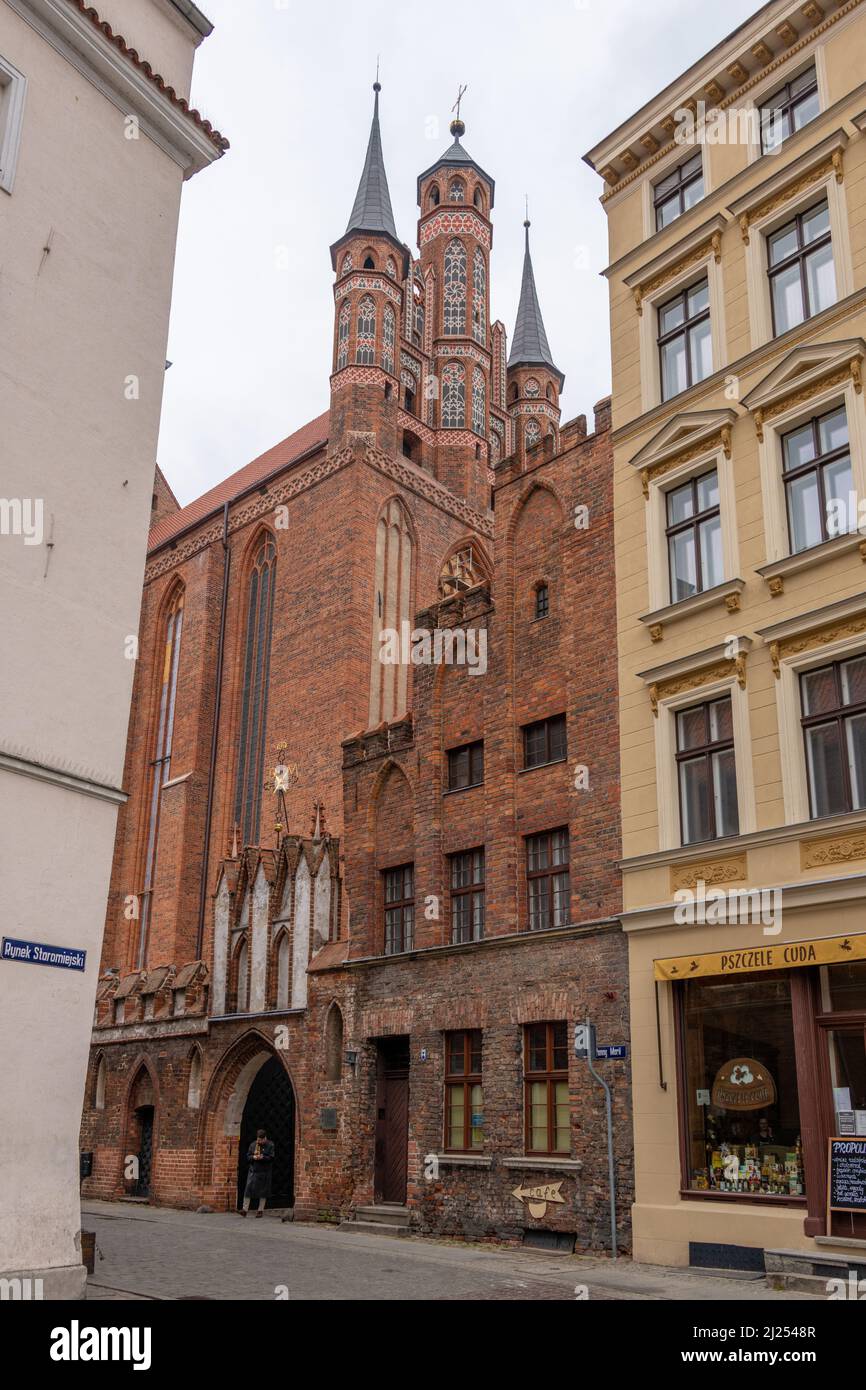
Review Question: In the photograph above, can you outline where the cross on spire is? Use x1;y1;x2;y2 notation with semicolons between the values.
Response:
452;83;468;121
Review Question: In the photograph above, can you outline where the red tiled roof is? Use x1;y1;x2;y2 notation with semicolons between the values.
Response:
149;410;330;552
71;0;229;152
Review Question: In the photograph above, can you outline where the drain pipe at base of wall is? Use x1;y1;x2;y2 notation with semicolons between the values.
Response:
196;500;231;960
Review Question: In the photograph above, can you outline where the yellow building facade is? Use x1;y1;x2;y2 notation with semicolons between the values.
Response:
586;0;866;1270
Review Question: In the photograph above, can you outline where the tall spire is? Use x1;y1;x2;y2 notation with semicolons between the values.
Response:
345;80;398;240
508;217;563;387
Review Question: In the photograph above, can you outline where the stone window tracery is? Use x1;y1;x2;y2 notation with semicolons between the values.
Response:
472;248;486;346
443;238;467;336
442;362;466;429
356;295;376;365
382;305;396;375
472;366;486;436
337;299;350;370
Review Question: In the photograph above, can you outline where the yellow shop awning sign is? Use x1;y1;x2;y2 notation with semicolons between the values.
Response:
654;932;866;982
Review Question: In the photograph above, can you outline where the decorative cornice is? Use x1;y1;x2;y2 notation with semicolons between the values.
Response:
0;747;126;805
592;0;863;200
751;360;862;441
632;232;721;315
639;424;732;496
770;608;866;676
736;148;844;245
649;652;747;716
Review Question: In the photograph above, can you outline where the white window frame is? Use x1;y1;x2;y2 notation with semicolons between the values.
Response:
639;252;727;413
742;51;828;167
646;441;739;612
655;673;756;852
0;55;26;195
775;629;866;826
643;145;709;242
743;165;851;352
756;375;866;565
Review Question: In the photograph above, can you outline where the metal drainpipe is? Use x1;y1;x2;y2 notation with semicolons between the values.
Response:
196;500;231;960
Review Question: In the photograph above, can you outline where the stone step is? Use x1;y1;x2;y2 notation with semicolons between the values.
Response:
338;1219;410;1238
353;1204;411;1227
765;1270;845;1296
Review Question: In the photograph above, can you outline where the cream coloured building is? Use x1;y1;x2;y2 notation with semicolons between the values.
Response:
0;0;224;1297
586;0;866;1273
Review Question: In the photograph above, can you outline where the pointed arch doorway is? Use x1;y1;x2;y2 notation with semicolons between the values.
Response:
236;1054;295;1209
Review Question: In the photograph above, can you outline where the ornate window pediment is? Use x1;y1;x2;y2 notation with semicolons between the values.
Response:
742;338;864;435
631;408;736;496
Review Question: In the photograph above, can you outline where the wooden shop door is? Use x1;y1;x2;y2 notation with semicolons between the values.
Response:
374;1038;410;1204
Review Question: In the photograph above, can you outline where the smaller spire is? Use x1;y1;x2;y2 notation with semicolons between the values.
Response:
344;77;399;241
508;217;564;388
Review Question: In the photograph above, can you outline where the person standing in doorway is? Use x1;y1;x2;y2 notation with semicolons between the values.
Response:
240;1127;274;1217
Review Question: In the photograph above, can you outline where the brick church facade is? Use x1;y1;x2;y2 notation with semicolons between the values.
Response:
80;86;632;1250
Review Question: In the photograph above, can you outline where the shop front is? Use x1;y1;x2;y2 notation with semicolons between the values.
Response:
626;899;866;1269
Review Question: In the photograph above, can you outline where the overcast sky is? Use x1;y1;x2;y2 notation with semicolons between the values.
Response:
157;0;759;506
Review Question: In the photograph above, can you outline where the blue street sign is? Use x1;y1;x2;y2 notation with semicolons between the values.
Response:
595;1043;628;1060
1;937;86;971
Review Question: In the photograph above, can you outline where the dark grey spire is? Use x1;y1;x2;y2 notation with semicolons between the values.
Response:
508;219;563;387
345;82;398;240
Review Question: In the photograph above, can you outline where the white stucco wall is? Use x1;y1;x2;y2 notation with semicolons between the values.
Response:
0;0;220;1296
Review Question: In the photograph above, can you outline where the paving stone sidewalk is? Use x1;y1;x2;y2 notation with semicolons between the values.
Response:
81;1201;820;1302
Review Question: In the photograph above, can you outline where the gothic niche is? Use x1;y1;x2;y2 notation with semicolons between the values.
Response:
439;544;488;598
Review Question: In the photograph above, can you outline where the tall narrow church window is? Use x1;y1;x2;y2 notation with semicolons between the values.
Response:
368;499;415;727
341;252;353;276
137;585;184;968
356;295;376;365
472;249;486;346
187;1049;202;1109
443;239;467;336
429;184;440;208
234;536;276;847
386;256;397;279
472;366;486;435
234;938;249;1013
382;305;396;375
442;362;466;429
337;300;350;370
473;186;484;211
276;932;290;1010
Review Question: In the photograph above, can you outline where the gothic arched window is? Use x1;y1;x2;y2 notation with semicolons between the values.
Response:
525;418;542;448
525;377;540;398
187;1048;202;1108
429;184;440;208
234;535;276;847
449;178;465;203
472;248;486;346
386;256;397;279
382;305;396;375
490;430;501;463
356;295;376;365
368;498;415;726
443;239;467;336
341;252;352;276
472;366;486;435
325;1003;344;1081
337;299;350;370
137;584;184;968
442;362;466;429
234;937;249;1013
473;186;484;211
276;931;290;1010
93;1055;107;1111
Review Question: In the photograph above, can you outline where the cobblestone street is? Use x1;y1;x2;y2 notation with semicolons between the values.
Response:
82;1202;819;1302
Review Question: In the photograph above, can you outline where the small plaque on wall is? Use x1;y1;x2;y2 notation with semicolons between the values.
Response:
320;1108;338;1132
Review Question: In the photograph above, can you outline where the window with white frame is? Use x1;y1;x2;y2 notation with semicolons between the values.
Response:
658;279;712;401
800;655;866;819
759;64;819;155
653;152;704;231
665;467;722;602
767;200;836;336
676;695;740;845
0;56;26;195
781;404;852;554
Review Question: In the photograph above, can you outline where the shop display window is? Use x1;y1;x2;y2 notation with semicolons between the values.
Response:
681;972;806;1197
